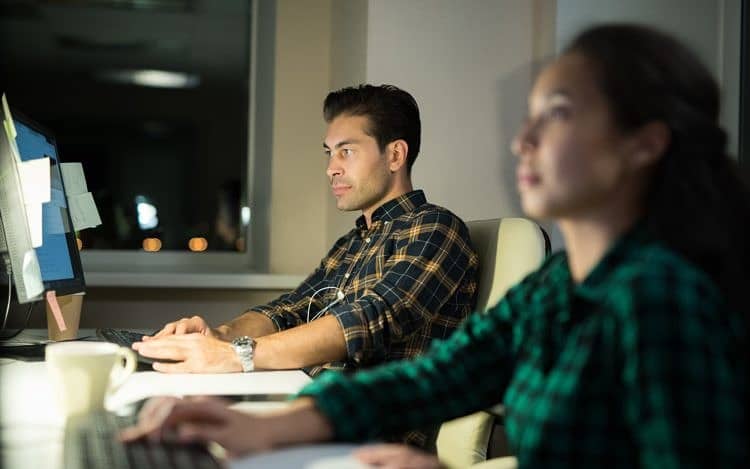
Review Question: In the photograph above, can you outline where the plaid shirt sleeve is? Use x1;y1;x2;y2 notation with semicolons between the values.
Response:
297;278;528;441
620;268;747;468
248;236;351;331
327;210;477;366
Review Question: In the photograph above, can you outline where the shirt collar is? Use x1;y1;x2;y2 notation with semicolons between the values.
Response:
573;222;650;301
355;190;427;230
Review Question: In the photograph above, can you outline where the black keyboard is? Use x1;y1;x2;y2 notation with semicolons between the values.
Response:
96;328;164;365
64;411;222;469
96;328;151;348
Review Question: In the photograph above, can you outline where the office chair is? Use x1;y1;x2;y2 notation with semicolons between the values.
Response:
436;218;549;469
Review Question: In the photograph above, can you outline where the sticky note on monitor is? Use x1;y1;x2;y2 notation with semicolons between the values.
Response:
68;192;102;231
60;162;88;196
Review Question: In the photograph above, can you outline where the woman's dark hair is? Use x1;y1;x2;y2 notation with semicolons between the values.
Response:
566;25;750;326
323;84;421;174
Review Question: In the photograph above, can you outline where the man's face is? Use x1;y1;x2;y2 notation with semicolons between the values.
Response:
324;114;393;217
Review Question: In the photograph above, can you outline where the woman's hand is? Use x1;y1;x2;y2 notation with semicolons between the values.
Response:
354;444;441;469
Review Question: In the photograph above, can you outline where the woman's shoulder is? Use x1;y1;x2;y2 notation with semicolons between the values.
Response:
608;241;726;320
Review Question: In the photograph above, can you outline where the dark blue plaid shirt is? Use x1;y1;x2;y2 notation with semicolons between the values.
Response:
252;190;478;382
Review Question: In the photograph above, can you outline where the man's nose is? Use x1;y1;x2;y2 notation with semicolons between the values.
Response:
327;156;343;178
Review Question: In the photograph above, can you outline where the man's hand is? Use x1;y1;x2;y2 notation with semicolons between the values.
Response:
132;333;242;373
119;396;272;458
354;444;441;469
143;316;225;341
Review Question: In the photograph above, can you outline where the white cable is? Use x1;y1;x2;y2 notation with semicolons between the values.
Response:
306;286;343;323
310;290;345;322
2;256;12;331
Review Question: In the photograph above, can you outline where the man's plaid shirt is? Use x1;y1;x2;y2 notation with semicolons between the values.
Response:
252;190;478;377
300;227;747;467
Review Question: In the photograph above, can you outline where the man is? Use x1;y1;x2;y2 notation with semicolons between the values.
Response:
134;84;477;393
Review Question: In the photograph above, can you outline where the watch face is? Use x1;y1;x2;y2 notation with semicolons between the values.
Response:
233;336;253;347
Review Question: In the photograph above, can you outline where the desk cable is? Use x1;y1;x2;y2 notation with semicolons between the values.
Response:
306;286;345;323
2;254;11;331
1;255;37;341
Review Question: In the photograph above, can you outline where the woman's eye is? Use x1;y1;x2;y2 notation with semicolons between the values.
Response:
547;106;570;120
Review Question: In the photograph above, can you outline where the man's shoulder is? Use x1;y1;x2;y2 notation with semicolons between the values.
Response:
395;201;468;230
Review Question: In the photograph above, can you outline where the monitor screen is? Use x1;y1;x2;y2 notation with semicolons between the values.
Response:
14;113;85;296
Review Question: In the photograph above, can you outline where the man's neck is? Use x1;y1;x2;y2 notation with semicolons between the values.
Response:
362;180;413;228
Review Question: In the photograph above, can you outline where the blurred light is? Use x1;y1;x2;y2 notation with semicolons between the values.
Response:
235;237;245;252
76;238;83;251
143;238;162;252
136;196;159;230
188;237;208;252
98;69;200;89
241;206;251;226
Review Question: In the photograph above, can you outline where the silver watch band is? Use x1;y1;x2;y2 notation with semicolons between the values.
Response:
231;336;255;372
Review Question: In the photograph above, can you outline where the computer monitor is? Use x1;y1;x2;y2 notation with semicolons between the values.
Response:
0;102;44;305
13;112;86;296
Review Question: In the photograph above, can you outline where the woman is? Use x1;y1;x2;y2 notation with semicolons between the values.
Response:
122;24;748;468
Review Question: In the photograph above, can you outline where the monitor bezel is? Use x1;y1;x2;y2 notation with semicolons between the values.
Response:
11;109;86;296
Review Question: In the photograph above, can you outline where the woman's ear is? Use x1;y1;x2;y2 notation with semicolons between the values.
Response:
630;121;671;170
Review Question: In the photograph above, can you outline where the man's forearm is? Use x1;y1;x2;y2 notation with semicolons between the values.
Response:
253;315;347;369
216;311;278;341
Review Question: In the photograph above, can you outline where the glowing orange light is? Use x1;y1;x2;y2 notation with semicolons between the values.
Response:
188;237;208;252
76;238;83;251
235;237;245;252
143;238;162;252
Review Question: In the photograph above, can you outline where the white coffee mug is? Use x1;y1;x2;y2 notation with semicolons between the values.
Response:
46;342;137;418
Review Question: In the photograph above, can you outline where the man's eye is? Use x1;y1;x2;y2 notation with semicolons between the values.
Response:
324;150;331;158
342;149;353;157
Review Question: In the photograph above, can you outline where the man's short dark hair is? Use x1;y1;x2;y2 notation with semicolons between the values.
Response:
323;84;421;173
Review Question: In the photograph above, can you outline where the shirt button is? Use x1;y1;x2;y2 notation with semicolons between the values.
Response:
365;237;371;243
344;273;350;279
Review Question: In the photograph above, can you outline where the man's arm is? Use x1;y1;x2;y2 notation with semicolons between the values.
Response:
214;312;278;341
134;315;347;373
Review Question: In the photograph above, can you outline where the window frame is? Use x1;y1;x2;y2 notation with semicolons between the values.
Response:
80;0;275;279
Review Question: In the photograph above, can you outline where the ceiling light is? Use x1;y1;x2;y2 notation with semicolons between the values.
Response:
98;69;200;89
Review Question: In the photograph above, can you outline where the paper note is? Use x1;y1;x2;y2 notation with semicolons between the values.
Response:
25;203;43;248
22;250;44;299
67;192;102;231
19;158;51;204
60;163;88;196
45;291;67;332
17;158;51;248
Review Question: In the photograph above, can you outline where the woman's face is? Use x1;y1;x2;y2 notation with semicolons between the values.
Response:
512;53;638;221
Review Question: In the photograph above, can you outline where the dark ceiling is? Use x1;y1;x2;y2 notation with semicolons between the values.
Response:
0;0;250;86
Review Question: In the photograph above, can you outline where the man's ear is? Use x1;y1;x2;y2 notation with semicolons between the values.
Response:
387;139;409;173
629;121;671;171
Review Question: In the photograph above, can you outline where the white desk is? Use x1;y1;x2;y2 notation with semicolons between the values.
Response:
0;331;366;469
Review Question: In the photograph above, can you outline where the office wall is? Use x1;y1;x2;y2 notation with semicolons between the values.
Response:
366;0;546;225
325;0;367;248
364;0;562;249
556;0;741;156
268;0;333;274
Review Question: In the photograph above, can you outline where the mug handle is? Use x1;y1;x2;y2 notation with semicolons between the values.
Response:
110;347;137;391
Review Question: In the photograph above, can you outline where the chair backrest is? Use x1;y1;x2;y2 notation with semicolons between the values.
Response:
469;218;549;312
437;217;549;469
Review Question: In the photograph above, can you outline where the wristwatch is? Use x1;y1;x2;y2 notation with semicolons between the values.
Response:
231;336;256;372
